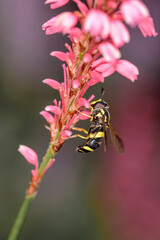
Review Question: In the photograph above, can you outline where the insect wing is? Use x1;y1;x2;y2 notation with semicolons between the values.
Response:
109;123;124;154
102;116;107;152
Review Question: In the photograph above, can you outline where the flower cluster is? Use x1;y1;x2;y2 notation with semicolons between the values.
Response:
19;0;157;179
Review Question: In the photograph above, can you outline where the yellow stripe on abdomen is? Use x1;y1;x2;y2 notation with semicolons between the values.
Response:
82;146;94;152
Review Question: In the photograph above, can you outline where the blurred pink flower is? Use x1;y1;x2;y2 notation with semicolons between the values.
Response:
110;19;130;47
98;42;121;62
120;0;149;26
95;59;139;82
138;16;158;37
84;9;110;41
42;12;78;35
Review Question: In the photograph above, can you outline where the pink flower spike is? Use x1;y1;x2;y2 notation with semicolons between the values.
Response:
120;0;149;26
79;111;91;120
45;105;62;115
110;19;130;47
116;59;139;82
50;51;69;61
83;53;92;63
45;0;70;9
72;79;81;89
40;111;54;124
84;10;110;41
61;130;72;139
138;16;158;37
98;42;121;62
73;0;88;16
78;98;90;108
18;145;38;166
43;79;61;90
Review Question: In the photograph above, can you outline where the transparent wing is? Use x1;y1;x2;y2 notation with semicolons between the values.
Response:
109;123;124;154
102;117;107;152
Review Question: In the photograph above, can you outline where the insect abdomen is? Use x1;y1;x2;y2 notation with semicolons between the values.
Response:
76;128;104;153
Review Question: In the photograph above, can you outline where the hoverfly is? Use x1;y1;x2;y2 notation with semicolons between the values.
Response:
73;88;124;154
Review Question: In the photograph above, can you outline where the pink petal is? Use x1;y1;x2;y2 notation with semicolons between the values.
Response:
138;16;158;37
73;0;88;15
72;79;81;89
50;51;69;61
45;0;70;9
61;130;72;139
90;70;104;82
79;111;91;120
45;105;62;115
43;79;61;90
86;0;93;8
78;98;90;108
92;57;105;68
110;20;130;47
40;111;54;124
116;59;139;81
41;159;55;176
95;62;116;77
98;42;121;62
18;145;38;166
88;94;95;102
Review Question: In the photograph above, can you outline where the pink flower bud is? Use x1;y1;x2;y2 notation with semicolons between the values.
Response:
40;111;54;124
18;145;38;165
72;79;81;89
18;145;39;179
98;42;121;62
45;105;62;115
43;79;61;90
50;51;69;61
116;59;139;82
78;98;90;108
84;9;110;41
110;19;130;47
83;53;92;63
61;130;72;139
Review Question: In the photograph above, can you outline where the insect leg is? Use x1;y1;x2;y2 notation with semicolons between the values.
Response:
72;127;88;134
69;134;88;139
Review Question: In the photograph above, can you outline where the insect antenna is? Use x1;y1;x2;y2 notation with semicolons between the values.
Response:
101;87;105;100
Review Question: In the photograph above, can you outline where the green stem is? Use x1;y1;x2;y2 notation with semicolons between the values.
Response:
38;143;55;176
7;194;35;240
7;143;56;240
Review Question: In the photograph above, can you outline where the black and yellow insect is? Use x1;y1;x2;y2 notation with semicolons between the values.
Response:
73;88;124;154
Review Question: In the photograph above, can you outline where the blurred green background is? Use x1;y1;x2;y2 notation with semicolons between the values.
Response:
0;1;160;240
